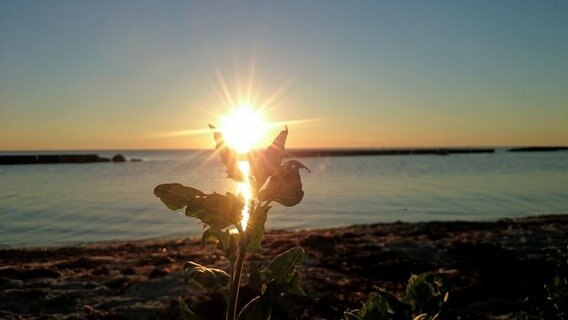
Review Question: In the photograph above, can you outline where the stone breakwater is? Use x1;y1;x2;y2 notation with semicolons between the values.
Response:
284;148;495;158
0;154;140;165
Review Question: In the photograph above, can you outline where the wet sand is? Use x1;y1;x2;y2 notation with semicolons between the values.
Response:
1;214;566;319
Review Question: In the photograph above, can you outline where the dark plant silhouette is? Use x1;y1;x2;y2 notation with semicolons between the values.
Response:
345;272;448;320
154;125;309;320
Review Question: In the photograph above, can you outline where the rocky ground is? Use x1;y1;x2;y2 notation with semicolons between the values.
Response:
1;214;566;319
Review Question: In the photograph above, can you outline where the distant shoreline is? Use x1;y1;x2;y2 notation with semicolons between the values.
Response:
285;146;568;157
285;147;494;157
1;146;567;165
0;154;141;165
508;146;568;152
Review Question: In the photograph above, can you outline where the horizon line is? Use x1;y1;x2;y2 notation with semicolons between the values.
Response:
1;144;567;153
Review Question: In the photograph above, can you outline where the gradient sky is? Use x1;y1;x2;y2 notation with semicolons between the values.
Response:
1;0;567;150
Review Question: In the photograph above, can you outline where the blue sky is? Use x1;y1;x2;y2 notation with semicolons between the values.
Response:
1;0;567;150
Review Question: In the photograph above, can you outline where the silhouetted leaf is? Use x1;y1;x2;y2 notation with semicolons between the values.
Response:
178;297;200;320
264;126;288;170
224;233;241;266
264;247;304;283
185;192;243;230
154;183;205;210
250;126;288;189
283;270;305;295
359;294;389;320
237;289;274;320
247;261;263;293
246;206;271;252
202;229;231;251
377;288;412;316
402;272;435;305
183;261;230;292
398;272;451;318
209;124;243;181
236;296;263;320
257;160;310;207
263;247;305;295
413;314;430;320
344;311;363;320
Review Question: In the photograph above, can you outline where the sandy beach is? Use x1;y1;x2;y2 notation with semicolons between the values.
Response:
1;214;566;319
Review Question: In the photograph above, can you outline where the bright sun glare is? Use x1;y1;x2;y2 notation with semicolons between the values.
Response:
219;105;266;154
219;104;266;231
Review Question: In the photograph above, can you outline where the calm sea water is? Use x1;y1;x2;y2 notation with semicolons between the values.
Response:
1;150;567;247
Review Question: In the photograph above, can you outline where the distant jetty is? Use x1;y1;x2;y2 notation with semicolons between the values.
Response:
508;146;568;152
285;148;495;158
0;154;139;165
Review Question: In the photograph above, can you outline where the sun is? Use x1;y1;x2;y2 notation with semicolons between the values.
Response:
218;104;267;231
219;104;267;154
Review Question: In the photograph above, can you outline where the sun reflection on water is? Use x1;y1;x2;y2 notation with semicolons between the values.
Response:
237;160;252;231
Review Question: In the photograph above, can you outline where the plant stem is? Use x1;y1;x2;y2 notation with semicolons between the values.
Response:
227;230;247;320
